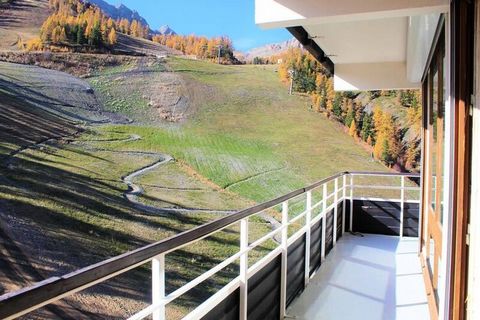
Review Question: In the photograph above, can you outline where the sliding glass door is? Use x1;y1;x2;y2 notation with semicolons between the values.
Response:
420;22;445;320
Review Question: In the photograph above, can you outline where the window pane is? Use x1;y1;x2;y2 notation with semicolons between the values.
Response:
430;69;438;211
439;53;446;224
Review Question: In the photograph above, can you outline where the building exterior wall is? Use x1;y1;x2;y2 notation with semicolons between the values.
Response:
467;1;480;318
254;1;475;319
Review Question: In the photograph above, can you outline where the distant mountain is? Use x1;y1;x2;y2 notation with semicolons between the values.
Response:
85;0;149;26
85;0;177;36
157;25;176;36
244;38;302;61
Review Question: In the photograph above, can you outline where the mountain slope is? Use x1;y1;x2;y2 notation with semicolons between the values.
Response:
0;0;176;56
85;0;148;25
244;38;301;61
114;32;176;56
85;0;177;36
157;24;176;35
0;56;390;318
0;0;50;51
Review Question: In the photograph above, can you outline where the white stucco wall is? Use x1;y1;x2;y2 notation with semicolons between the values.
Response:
334;62;420;91
256;0;449;28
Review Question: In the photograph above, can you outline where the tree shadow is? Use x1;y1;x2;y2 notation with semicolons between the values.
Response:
0;151;246;318
0;64;253;318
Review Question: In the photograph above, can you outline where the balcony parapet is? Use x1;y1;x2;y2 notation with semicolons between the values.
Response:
0;171;420;320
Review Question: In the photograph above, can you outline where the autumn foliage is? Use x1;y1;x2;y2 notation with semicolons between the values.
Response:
20;0;150;51
152;34;237;63
277;48;422;171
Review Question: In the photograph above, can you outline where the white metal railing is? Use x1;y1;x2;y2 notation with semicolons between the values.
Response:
0;171;420;320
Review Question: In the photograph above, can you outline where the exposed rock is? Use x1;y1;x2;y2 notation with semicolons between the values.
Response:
157;25;176;35
243;38;302;61
85;0;149;26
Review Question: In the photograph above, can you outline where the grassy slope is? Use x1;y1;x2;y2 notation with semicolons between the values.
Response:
0;57;390;318
91;58;387;205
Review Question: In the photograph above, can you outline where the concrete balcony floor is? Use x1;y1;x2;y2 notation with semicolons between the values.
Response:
288;234;430;320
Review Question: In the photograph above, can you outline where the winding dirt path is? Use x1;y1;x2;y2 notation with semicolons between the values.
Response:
72;133;237;215
119;150;236;215
121;151;281;237
5;129;284;221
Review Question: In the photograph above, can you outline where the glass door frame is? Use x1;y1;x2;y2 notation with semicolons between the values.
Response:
420;18;446;320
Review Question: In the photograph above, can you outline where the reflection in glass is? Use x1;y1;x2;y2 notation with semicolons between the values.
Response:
428;236;435;278
439;53;446;224
430;69;438;212
428;52;445;225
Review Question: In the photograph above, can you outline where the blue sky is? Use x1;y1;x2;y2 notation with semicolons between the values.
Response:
107;0;292;51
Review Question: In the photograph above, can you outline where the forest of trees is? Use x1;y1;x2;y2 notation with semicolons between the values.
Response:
19;0;149;51
18;0;238;62
277;48;422;171
152;34;238;64
251;56;282;65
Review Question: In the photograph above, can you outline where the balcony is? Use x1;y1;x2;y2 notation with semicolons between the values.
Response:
288;234;428;320
0;171;425;320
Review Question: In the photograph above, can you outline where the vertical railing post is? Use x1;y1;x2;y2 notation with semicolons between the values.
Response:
333;178;338;245
400;176;405;238
280;201;288;319
152;254;165;320
304;191;312;286
349;174;354;232
342;174;346;234
321;184;327;262
239;218;249;320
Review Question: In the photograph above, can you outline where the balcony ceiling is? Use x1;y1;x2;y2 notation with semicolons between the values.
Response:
255;0;449;90
304;17;408;65
255;0;449;28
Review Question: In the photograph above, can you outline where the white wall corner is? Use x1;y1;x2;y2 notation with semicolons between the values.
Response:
334;62;420;91
255;0;449;29
255;0;305;29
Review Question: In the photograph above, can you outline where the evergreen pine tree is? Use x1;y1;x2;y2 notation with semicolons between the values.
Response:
381;139;392;165
332;93;343;118
89;21;101;46
344;103;355;127
76;24;85;44
361;112;374;142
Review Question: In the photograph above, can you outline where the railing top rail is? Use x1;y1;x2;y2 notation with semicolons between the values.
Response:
348;171;420;177
0;170;412;319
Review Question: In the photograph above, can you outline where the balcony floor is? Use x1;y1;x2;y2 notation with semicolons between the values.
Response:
288;234;430;320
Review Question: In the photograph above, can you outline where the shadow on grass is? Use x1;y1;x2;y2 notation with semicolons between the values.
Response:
0;83;247;319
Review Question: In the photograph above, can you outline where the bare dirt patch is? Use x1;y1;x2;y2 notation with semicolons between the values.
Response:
114;32;179;57
0;0;50;51
0;51;144;77
0;61;131;124
145;72;214;122
89;57;217;124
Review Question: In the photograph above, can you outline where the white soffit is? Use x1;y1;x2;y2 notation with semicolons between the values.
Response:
334;62;420;91
304;18;408;64
255;0;449;28
254;0;448;90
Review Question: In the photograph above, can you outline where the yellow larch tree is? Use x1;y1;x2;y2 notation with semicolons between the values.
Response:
107;27;117;45
349;120;358;138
